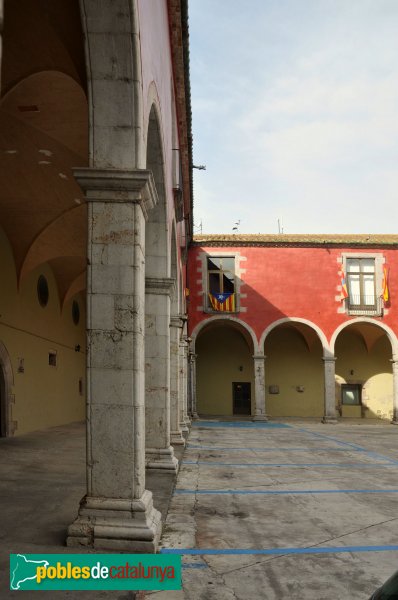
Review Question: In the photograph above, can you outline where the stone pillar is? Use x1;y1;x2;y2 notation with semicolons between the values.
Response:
322;356;338;423
170;316;185;445
189;353;198;419
179;339;190;432
252;354;268;421
145;278;178;471
390;358;398;424
67;168;162;552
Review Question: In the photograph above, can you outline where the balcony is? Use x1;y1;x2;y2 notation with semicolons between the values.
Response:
346;295;383;316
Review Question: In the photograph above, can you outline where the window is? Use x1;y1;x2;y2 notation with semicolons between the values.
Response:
207;256;236;312
346;258;376;311
341;384;361;406
37;275;49;307
48;351;57;367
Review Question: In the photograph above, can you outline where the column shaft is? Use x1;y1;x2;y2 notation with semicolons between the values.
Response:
391;359;398;424
67;168;161;552
253;354;268;421
145;278;178;470
322;356;338;423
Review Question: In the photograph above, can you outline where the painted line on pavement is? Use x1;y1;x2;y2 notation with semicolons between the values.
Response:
174;488;398;495
295;427;398;465
182;460;395;468
186;445;363;452
161;545;398;556
192;421;291;429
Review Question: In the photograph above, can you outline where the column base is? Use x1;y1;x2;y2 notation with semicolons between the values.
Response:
170;430;186;446
390;420;398;425
322;416;339;424
191;412;199;420
66;490;162;553
180;417;191;433
146;446;178;471
252;414;268;422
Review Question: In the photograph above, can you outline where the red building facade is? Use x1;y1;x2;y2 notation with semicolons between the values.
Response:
188;235;398;422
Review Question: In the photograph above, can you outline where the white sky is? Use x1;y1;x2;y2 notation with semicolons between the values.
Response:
189;0;398;234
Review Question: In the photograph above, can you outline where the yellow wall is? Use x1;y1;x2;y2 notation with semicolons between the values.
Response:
264;327;324;417
335;330;392;420
0;228;86;435
196;326;254;415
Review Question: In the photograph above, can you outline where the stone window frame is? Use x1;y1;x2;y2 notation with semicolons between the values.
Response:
340;252;385;317
201;252;241;314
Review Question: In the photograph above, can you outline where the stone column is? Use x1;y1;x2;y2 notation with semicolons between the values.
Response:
189;353;198;419
252;354;268;421
145;278;178;471
170;316;185;445
67;168;162;552
390;358;398;424
179;339;190;432
322;356;338;423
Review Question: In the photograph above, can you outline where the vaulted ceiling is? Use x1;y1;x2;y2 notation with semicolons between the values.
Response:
0;0;88;306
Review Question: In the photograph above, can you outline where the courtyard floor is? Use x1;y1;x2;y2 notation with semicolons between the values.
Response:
2;419;398;598
155;419;398;600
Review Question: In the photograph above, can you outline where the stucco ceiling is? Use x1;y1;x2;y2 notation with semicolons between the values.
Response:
0;0;88;305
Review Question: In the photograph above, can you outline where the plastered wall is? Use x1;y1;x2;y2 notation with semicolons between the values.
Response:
265;327;324;418
196;327;254;415
0;229;86;435
335;331;392;420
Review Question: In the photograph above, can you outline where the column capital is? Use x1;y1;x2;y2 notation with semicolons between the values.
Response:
74;168;158;219
145;277;175;296
323;355;337;362
253;354;266;360
170;315;187;329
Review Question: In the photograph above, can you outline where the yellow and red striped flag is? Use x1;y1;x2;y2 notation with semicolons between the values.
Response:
208;292;235;312
382;267;389;302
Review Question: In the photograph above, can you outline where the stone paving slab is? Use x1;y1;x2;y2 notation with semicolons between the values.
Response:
159;419;398;599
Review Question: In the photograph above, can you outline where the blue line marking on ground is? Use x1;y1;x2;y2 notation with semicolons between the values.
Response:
295;427;398;465
181;461;395;468
174;488;398;495
161;545;398;556
186;445;362;452
192;421;291;429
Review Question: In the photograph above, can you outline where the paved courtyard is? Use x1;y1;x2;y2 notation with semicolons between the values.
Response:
155;419;398;600
2;419;398;598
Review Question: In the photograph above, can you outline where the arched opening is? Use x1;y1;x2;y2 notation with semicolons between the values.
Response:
144;102;176;467
0;340;14;437
145;104;168;279
263;321;324;417
0;366;6;437
196;319;255;416
334;322;394;420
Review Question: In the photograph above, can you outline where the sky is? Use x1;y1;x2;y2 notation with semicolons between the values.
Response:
188;0;398;235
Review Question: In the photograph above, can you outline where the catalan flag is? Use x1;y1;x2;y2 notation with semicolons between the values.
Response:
340;270;349;300
382;267;389;302
208;292;235;312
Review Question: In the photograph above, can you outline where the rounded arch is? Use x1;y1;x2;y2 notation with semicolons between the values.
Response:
330;318;398;358
80;0;142;168
0;340;14;437
191;316;259;354
194;317;258;417
145;101;169;279
260;317;330;356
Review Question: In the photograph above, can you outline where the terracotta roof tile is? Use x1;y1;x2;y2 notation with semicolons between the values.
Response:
192;234;398;247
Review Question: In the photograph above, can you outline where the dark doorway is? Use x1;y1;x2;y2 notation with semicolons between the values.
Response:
0;366;5;437
233;382;251;415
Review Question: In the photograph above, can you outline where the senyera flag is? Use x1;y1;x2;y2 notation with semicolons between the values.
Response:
208;292;235;312
382;266;389;303
340;270;349;300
